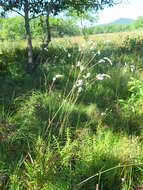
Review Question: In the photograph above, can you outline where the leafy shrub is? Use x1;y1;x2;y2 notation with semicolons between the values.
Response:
119;77;143;134
123;36;143;52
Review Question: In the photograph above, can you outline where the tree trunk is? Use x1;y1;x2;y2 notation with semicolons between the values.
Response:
45;12;51;45
24;0;34;69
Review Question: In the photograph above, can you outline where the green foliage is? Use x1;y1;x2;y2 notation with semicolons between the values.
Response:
123;36;143;52
133;16;143;29
87;24;132;35
6;129;143;190
0;16;80;40
1;35;143;190
119;77;143;134
0;17;25;40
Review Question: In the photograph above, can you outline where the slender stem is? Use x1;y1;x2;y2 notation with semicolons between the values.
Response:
77;163;143;188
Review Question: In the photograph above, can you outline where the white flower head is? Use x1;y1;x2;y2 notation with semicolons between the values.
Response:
124;62;127;66
55;74;64;79
44;47;48;51
121;178;125;182
80;66;85;72
53;74;64;82
101;112;106;116
96;74;104;80
96;74;111;80
98;59;105;63
84;72;91;79
53;77;56;82
130;65;135;72
97;50;101;55
76;79;83;87
68;53;71;58
103;74;111;79
78;87;83;93
76;61;81;67
103;57;113;65
78;47;82;52
81;43;85;48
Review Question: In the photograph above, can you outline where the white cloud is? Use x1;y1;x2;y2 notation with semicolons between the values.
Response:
96;0;143;25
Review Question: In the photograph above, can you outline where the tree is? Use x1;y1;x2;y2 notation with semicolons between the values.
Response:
0;16;25;40
0;0;43;69
0;0;119;70
41;0;119;45
133;16;143;30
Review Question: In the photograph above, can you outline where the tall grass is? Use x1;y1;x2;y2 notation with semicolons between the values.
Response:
1;34;143;190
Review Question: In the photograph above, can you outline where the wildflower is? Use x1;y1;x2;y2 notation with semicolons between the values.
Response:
53;74;64;82
97;50;101;55
124;62;127;66
76;80;83;87
81;43;85;48
101;112;106;116
130;65;135;72
98;59;105;63
78;87;83;93
103;57;113;65
76;61;81;67
84;72;91;79
53;77;56;82
103;74;111;79
80;66;85;71
44;47;48;51
55;74;64;79
78;47;82;52
68;53;71;58
121;178;125;182
96;74;104;80
96;74;111;80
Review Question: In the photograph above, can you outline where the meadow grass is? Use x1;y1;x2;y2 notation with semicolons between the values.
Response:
1;32;143;190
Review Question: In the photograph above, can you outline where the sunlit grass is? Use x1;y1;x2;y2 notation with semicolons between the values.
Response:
1;31;143;52
53;31;143;45
1;32;143;190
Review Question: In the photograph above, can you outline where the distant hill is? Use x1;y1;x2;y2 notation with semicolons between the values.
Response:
109;18;134;25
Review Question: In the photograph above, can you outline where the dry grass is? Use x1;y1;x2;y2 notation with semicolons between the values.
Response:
53;31;143;45
1;31;143;52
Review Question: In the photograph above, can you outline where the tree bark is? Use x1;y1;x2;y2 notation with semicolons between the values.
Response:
45;12;51;45
24;0;34;69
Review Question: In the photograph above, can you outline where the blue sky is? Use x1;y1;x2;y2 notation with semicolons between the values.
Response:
96;0;143;25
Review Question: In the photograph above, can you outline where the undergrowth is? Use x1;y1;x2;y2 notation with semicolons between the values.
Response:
1;36;143;190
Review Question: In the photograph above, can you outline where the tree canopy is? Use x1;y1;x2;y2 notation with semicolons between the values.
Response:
0;0;120;70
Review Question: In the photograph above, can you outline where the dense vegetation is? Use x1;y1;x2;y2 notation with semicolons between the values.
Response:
1;31;143;189
0;16;81;41
1;15;143;42
1;1;143;189
0;16;143;41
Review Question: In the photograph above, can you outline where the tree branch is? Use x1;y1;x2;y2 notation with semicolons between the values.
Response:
11;9;24;17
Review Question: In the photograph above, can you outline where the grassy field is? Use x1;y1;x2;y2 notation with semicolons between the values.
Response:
1;32;143;190
1;31;143;50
